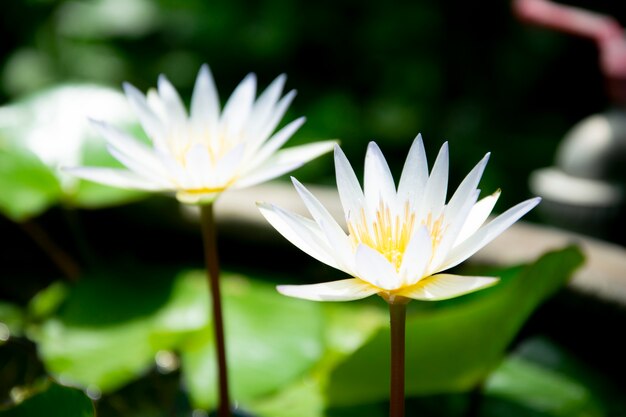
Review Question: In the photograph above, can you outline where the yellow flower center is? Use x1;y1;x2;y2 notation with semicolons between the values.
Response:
347;200;447;271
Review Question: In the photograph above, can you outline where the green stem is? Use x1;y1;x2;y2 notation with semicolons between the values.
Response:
200;204;230;417
20;219;80;282
389;299;408;417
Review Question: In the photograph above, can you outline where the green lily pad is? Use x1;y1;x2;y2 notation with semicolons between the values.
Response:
0;148;63;222
33;267;325;409
32;266;201;393
326;246;584;406
180;271;324;410
0;84;148;220
485;356;603;417
0;381;95;417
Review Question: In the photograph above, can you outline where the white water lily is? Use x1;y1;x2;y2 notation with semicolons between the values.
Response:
258;136;540;303
66;65;335;204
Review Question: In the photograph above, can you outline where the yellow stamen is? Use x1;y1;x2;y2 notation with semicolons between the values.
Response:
347;200;447;272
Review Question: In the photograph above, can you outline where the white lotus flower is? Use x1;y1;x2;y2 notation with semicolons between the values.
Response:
66;65;335;204
258;136;541;303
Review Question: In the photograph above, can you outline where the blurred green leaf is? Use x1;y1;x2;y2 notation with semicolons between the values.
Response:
181;272;324;410
326;246;584;406
249;376;324;417
33;267;200;392
485;356;603;417
32;268;325;408
0;85;148;217
0;148;62;221
0;381;94;417
0;302;24;343
56;0;159;39
27;281;69;321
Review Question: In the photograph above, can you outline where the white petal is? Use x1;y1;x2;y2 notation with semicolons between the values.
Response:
257;202;340;270
446;153;490;221
440;197;541;271
364;142;396;216
277;279;378;302
122;83;166;150
221;73;256;138
157;75;188;128
454;189;501;246
397;134;428;208
191;64;220;138
397;274;498;301
427;189;480;272
291;178;353;271
399;226;432;287
245;90;297;154
184;144;213;189
334;144;364;221
64;167;165;191
235;141;334;189
355;244;399;291
419;142;449;219
247;117;305;170
246;74;287;133
90;120;167;178
213;143;245;186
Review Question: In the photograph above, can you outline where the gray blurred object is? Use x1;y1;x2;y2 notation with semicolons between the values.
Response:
530;110;626;237
514;0;626;240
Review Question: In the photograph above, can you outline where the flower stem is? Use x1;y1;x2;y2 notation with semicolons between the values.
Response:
20;219;80;282
200;204;230;417
389;299;408;417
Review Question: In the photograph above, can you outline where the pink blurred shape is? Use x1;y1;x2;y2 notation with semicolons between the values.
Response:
513;0;626;102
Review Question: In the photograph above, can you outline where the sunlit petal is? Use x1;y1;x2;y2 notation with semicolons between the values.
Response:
397;134;428;208
257;202;339;270
157;75;188;130
247;117;305;170
122;83;166;150
397;274;498;301
440;197;541;271
64;167;164;191
355;244;399;290
236;141;335;189
277;279;378;302
221;73;256;137
334;144;364;221
291;178;354;270
399;226;431;286
191;64;220;138
419;142;448;218
364;142;396;216
454;189;501;246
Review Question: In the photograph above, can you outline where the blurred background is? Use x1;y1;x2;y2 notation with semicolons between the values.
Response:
1;0;626;416
0;0;624;202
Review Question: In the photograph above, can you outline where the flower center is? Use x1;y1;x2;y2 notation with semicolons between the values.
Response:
169;126;239;167
347;200;447;271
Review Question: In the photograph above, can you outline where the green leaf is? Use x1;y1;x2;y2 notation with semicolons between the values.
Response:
32;266;201;393
326;246;584;406
180;272;324;410
32;268;325;409
485;356;604;417
0;381;95;417
27;281;69;321
0;84;149;216
248;376;325;417
68;132;147;208
0;148;62;221
0;302;24;343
